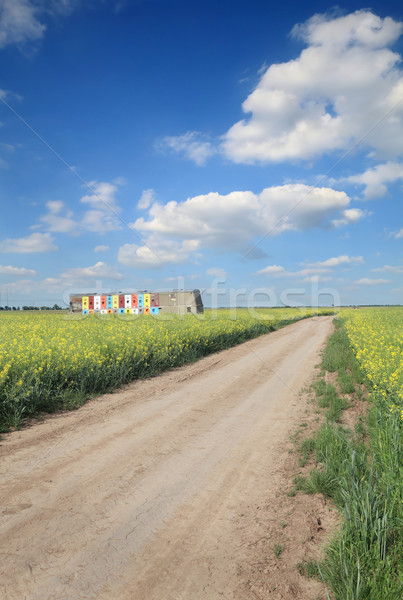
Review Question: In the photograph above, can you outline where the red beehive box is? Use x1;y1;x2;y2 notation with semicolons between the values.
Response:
119;294;125;308
131;294;138;307
101;295;107;309
89;296;94;309
151;293;159;307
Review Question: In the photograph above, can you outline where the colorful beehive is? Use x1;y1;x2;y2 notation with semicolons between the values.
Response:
131;307;139;315
72;289;203;316
150;293;159;307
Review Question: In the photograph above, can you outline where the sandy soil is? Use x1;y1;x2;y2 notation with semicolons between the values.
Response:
0;316;335;600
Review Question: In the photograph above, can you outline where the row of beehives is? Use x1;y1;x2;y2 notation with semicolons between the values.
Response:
82;293;160;314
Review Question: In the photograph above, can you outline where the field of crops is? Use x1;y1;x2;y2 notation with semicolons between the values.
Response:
0;307;333;429
343;307;403;417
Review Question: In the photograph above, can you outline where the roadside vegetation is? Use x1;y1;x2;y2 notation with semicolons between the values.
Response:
293;309;402;600
0;307;334;430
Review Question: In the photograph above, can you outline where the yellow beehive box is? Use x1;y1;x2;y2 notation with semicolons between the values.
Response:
82;296;89;309
112;295;119;308
144;293;151;307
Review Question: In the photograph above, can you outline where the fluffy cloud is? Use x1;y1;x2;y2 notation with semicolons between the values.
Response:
159;131;216;166
355;278;391;285
392;228;403;239
94;245;110;253
342;162;403;199
0;0;77;50
0;232;57;253
256;265;285;275
256;255;364;279
222;11;403;163
138;189;155;210
121;184;362;268
133;184;353;251
372;264;403;273
0;0;45;48
0;264;36;275
80;180;122;233
118;239;200;269
39;200;77;233
332;208;366;228
60;261;122;281
36;179;125;235
305;255;364;268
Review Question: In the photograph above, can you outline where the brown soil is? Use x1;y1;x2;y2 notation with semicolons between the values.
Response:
0;316;336;600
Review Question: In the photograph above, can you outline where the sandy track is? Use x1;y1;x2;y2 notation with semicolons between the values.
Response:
0;316;333;600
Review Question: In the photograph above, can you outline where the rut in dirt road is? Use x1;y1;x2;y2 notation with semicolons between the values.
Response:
0;316;334;600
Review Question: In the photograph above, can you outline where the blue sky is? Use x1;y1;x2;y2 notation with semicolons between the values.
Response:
0;0;402;308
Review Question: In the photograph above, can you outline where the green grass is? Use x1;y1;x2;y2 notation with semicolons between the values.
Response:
295;317;403;600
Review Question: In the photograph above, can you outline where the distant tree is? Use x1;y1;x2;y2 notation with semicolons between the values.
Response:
53;303;62;310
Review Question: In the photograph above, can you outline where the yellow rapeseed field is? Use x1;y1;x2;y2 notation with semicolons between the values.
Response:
0;307;332;428
342;307;403;419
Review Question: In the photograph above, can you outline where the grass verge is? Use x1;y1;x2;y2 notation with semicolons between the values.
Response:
293;318;402;600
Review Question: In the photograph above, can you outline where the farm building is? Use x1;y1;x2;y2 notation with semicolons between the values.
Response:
69;289;203;315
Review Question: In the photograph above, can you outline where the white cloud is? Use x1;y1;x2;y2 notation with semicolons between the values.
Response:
138;189;155;210
256;255;364;279
0;264;36;275
61;261;122;282
0;0;77;50
256;265;330;278
393;228;403;238
159;131;216;166
0;232;57;253
305;255;364;268
256;265;285;275
206;267;227;278
342;162;403;199
94;245;110;253
0;0;45;49
372;264;403;273
332;208;366;228
118;239;199;269
133;184;352;254
39;200;77;233
80;180;122;233
36;180;124;235
222;11;403;163
355;277;391;285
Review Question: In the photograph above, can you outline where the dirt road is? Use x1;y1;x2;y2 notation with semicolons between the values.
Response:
0;316;334;600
